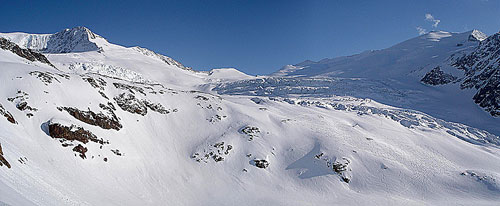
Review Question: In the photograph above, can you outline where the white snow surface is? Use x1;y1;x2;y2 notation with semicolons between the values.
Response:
0;27;499;205
220;30;500;136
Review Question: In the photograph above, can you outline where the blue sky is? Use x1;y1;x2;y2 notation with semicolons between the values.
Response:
1;0;499;75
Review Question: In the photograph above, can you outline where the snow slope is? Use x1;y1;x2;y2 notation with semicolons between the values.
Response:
272;30;483;79
218;30;500;136
0;27;499;206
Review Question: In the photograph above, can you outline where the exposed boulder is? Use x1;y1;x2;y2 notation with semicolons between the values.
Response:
72;144;88;159
252;159;269;169
111;149;123;156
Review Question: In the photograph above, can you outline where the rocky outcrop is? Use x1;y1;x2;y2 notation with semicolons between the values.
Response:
48;122;105;144
48;122;109;159
114;93;147;115
29;71;69;85
0;103;16;124
240;126;260;141
7;90;37;118
0;38;55;67
315;153;352;183
114;93;171;116
0;143;11;168
58;107;122;130
83;76;108;99
192;141;233;163
421;67;457;85
113;82;145;95
83;76;107;90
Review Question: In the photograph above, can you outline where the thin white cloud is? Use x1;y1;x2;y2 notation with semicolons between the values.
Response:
425;13;440;28
416;26;427;35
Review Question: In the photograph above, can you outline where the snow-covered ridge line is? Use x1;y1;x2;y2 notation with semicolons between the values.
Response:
132;46;191;70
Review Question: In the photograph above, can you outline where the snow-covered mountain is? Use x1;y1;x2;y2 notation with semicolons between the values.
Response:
272;30;485;79
217;30;500;136
0;27;500;205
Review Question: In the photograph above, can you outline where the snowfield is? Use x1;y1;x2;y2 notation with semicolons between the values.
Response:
0;27;499;205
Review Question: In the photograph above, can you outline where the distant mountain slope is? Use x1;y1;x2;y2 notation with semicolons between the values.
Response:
273;30;484;79
215;30;500;136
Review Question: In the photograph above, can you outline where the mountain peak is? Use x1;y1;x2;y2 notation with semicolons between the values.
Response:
61;26;101;40
0;26;106;53
469;29;487;41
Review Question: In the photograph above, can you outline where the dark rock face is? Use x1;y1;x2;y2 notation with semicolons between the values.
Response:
0;104;16;124
421;67;457;85
252;159;269;169
0;38;55;67
0;143;11;168
59;107;122;130
453;33;500;116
